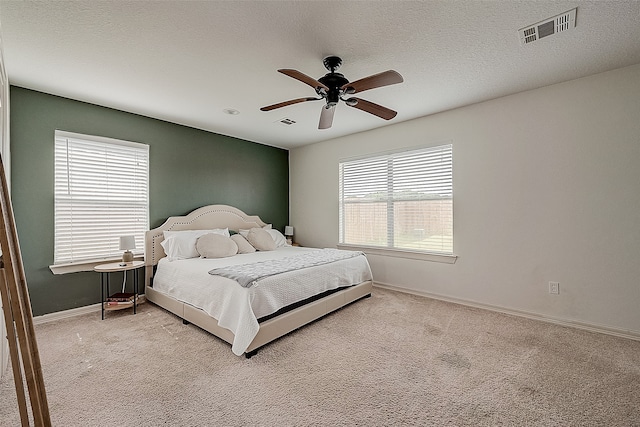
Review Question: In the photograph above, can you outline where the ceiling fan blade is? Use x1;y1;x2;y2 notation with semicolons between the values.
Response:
341;70;403;94
347;97;397;120
260;97;321;111
278;69;330;92
318;105;335;129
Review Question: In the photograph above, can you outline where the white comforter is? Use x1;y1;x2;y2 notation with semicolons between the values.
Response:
151;246;372;355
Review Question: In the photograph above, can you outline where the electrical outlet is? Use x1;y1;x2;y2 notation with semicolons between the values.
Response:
549;281;560;295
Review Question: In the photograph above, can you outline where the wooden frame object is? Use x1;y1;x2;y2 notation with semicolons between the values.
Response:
0;155;51;426
144;204;372;357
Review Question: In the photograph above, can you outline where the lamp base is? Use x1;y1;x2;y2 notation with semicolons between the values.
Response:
122;250;134;263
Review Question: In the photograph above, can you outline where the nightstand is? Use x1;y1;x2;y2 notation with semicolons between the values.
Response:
94;260;144;320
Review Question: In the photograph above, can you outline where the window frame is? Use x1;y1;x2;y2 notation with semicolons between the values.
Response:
338;143;457;263
50;130;149;274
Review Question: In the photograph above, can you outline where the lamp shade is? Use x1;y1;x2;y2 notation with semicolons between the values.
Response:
284;226;294;236
119;235;136;251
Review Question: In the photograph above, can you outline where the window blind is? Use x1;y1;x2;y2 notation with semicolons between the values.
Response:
54;131;149;265
339;144;453;254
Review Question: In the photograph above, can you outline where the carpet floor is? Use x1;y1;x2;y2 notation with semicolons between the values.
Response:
1;287;639;426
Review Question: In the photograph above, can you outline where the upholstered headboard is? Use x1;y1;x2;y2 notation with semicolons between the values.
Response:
144;205;267;286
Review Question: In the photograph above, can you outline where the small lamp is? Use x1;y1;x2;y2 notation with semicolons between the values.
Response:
284;226;294;245
119;235;136;264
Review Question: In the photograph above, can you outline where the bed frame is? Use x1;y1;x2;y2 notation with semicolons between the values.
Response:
144;204;372;357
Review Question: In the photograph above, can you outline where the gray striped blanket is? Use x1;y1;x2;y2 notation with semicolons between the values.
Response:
208;249;363;288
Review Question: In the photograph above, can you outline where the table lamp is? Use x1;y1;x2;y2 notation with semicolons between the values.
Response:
284;226;294;245
119;235;136;263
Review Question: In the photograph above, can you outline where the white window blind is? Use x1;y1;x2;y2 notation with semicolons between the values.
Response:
54;131;149;265
339;144;453;254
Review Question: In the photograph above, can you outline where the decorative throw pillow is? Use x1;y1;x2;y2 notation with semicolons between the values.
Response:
246;228;276;251
231;234;256;254
240;227;286;247
161;228;230;260
196;233;238;258
239;224;271;236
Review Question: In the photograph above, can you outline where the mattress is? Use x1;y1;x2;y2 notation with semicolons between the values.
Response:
151;246;372;355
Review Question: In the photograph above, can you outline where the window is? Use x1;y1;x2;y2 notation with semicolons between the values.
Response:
339;144;453;255
54;131;149;266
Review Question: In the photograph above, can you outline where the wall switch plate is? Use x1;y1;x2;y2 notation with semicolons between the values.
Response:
549;281;560;294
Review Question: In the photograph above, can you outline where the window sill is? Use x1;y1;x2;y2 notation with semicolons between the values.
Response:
337;244;457;264
49;256;144;275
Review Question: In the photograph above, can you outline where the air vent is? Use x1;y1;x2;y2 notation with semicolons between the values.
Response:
276;118;297;126
518;8;576;45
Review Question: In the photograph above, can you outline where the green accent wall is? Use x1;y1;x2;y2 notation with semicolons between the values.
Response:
10;86;289;315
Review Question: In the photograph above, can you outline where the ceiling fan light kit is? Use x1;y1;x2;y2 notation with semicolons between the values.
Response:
261;56;403;129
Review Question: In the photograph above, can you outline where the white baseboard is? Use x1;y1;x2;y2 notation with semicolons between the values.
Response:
373;282;640;342
33;296;147;325
35;286;639;343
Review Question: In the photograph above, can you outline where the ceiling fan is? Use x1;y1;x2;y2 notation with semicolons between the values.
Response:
260;56;403;129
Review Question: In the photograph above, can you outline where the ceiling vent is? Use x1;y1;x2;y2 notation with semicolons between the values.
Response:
276;118;297;126
518;8;576;45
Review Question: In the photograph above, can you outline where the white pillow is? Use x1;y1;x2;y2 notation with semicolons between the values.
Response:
265;229;287;247
161;229;230;260
246;228;276;251
196;234;238;258
231;234;256;254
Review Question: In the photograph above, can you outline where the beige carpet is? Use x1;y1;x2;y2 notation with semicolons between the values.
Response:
1;288;639;426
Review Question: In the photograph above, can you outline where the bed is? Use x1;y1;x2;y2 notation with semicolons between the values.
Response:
144;204;373;357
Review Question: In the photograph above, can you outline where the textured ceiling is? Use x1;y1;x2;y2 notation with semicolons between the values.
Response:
1;1;639;149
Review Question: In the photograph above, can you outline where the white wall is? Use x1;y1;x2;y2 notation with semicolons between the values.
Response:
290;63;640;336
